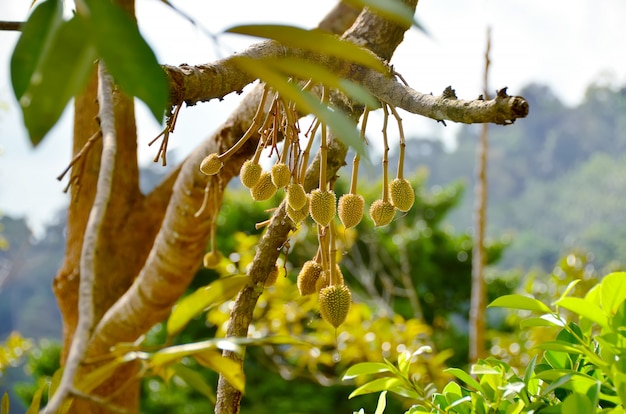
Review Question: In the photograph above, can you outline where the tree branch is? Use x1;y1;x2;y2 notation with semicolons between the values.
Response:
163;31;527;127
45;62;117;414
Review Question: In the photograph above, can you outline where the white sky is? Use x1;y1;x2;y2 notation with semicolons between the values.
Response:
1;0;626;236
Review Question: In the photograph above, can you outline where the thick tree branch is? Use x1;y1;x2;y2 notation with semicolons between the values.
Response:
163;32;527;127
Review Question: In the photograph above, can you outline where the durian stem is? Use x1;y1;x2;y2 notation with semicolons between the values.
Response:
360;108;370;146
320;123;328;192
328;220;338;286
299;118;320;184
317;225;330;274
381;104;390;203
388;104;406;180
217;87;270;161
349;154;360;195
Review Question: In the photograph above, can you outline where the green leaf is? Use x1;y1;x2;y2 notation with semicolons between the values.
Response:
343;362;392;380
488;294;552;313
345;0;425;30
232;56;367;158
562;393;593;414
225;24;388;74
374;390;387;414
18;17;97;145
10;0;63;100
167;276;248;336
600;272;626;316
444;368;484;393
193;351;245;393
519;314;565;328
555;297;609;329
84;0;168;122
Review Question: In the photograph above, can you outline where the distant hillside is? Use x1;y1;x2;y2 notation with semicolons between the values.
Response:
393;81;626;271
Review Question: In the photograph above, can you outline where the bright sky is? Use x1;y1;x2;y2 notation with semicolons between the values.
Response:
1;0;626;236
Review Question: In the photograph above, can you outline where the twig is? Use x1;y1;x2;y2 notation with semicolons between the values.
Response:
57;130;102;192
149;101;183;166
0;21;23;31
44;62;117;414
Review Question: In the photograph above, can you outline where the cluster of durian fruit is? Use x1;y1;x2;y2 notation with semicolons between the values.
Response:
199;90;415;328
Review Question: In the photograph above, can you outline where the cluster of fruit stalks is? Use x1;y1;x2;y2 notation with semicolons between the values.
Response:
198;87;415;329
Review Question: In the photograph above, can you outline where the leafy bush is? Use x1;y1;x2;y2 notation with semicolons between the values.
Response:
345;272;626;413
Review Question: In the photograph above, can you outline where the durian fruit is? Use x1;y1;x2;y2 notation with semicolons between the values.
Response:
250;171;277;201
287;182;307;210
203;250;222;268
338;193;364;229
370;199;395;227
314;265;344;292
297;260;323;296
287;194;310;224
318;284;352;328
240;159;262;189
271;163;291;189
264;264;279;287
389;178;415;212
200;153;223;176
309;189;336;227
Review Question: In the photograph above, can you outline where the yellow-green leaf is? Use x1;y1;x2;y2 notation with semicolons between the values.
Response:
151;339;243;368
349;377;404;399
488;294;551;313
225;24;387;73
555;297;609;329
342;362;391;380
258;57;380;109
346;0;424;30
1;392;9;414
600;272;626;316
167;276;248;336
193;351;246;393
26;380;46;414
171;363;216;403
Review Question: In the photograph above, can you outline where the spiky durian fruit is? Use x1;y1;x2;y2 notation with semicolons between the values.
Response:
389;178;415;212
250;172;277;201
318;284;352;328
369;199;395;227
287;194;310;224
338;193;365;229
297;260;323;296
287;182;307;210
240;160;262;189
271;163;291;189
264;264;279;287
203;251;222;268
309;189;336;227
200;153;223;176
